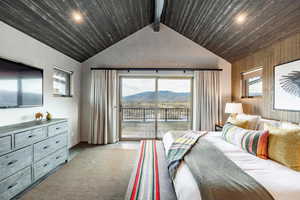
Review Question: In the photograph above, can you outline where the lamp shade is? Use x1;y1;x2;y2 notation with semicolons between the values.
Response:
225;103;243;114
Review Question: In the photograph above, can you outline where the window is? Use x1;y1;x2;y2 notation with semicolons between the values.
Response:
241;68;263;98
53;68;72;97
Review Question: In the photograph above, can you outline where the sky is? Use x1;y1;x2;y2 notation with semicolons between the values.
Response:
122;78;191;97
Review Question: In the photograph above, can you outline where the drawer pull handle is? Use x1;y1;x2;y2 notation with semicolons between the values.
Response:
7;182;18;190
43;145;50;150
7;160;18;166
56;156;61;160
56;140;60;144
28;134;36;138
43;163;49;167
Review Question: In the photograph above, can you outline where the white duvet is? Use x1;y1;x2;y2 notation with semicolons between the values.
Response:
163;131;300;200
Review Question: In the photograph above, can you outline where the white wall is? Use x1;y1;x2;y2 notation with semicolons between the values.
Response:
0;22;81;147
80;24;231;141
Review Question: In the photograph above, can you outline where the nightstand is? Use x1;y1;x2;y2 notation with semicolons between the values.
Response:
215;122;225;131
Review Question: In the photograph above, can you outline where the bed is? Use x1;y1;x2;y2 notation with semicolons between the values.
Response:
163;130;300;200
125;130;300;200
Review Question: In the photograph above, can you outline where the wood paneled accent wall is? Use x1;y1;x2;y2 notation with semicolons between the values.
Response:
232;33;300;123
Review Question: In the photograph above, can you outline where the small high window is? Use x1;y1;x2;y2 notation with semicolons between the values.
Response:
53;68;72;97
241;68;263;98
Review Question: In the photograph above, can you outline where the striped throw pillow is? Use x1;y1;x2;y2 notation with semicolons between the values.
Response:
222;123;269;159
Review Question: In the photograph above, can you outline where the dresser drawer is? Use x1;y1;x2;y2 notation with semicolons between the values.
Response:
52;148;67;168
34;148;67;180
33;154;54;181
15;127;47;149
34;134;67;162
0;146;32;181
48;122;68;137
0;167;31;200
0;136;12;156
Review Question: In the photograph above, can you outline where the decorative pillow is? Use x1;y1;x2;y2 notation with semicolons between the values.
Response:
222;123;245;146
236;114;261;130
264;123;300;170
257;119;281;130
222;123;269;159
227;118;249;129
280;122;300;130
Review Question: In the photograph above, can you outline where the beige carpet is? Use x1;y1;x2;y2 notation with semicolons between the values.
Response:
20;144;137;200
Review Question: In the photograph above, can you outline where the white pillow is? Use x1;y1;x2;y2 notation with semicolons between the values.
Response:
257;118;281;130
280;122;300;130
236;114;260;130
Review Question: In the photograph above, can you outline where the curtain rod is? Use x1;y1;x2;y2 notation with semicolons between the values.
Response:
90;67;223;71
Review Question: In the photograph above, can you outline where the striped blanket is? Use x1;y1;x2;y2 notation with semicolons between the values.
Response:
125;140;176;200
167;131;207;179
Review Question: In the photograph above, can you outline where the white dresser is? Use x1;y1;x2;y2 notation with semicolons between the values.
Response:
0;119;69;200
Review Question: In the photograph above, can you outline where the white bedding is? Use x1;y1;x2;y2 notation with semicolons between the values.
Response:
163;131;300;200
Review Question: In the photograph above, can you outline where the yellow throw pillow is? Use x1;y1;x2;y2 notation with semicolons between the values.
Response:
227;118;249;129
264;123;300;171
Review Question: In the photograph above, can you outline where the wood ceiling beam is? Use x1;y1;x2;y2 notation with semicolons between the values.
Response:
154;0;164;32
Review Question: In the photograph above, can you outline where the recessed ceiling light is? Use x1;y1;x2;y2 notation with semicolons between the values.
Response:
236;14;246;24
72;11;83;23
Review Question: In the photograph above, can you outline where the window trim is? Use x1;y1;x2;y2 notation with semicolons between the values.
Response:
118;74;194;140
53;67;73;98
240;67;263;99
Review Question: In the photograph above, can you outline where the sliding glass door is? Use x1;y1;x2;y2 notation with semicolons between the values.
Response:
120;77;156;139
120;76;192;140
157;78;192;138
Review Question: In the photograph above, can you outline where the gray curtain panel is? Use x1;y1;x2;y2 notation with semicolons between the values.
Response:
193;71;221;131
89;70;119;144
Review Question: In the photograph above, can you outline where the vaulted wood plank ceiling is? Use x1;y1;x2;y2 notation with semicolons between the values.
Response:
0;0;153;62
0;0;300;62
163;0;300;61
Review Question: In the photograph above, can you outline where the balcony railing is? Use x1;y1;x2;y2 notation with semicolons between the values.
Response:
121;107;190;121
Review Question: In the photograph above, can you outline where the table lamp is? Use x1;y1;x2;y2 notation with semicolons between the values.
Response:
225;103;243;119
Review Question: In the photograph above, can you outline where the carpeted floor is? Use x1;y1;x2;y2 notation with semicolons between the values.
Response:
19;143;138;200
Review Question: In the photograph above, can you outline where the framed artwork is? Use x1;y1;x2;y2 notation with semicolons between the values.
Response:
274;59;300;111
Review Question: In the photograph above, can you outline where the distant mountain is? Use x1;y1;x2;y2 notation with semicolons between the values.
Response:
123;90;190;102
